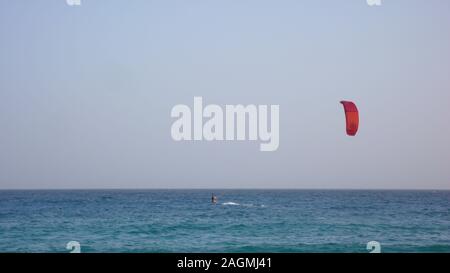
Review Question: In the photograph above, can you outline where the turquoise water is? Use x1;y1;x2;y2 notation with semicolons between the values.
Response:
0;190;449;253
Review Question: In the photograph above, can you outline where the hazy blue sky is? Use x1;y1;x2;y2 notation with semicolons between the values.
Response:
1;0;449;189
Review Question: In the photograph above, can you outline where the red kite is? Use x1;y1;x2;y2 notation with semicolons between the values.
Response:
340;101;359;136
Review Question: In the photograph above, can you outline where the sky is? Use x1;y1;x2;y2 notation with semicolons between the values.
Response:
0;0;449;189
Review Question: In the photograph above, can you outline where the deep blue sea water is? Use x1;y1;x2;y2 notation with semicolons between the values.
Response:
0;190;449;253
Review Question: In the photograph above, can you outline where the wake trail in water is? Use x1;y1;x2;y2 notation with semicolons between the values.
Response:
221;202;266;208
222;202;240;206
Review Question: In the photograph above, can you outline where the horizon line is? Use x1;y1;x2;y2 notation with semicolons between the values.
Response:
0;187;449;191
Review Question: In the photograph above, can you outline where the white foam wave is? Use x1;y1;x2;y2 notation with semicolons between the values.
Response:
221;202;266;208
222;202;240;206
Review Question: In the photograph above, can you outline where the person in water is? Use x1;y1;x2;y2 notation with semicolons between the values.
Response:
211;193;218;204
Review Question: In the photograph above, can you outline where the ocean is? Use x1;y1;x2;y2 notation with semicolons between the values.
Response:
0;190;449;253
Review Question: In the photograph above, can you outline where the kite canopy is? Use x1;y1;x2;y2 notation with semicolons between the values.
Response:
340;101;359;136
